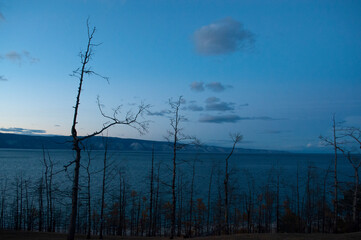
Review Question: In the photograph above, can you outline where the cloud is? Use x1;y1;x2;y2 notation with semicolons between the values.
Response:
190;81;232;93
190;81;204;92
205;97;220;103
199;114;241;123
206;82;231;92
239;103;249;107
194;17;254;55
22;50;40;63
147;110;170;116
188;103;204;111
0;75;7;81
1;51;39;64
238;116;279;121
5;51;22;62
0;127;46;135
199;114;281;124
205;97;235;111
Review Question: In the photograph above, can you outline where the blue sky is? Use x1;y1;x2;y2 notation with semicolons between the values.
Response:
0;0;360;152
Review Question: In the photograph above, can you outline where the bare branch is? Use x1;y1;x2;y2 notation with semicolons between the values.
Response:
79;97;149;141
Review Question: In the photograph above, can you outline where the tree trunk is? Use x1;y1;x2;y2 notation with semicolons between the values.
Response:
188;161;195;237
38;177;43;232
171;137;177;239
148;146;154;236
352;167;359;224
67;147;81;240
207;166;214;234
276;172;280;233
99;140;108;239
332;115;338;233
117;174;122;236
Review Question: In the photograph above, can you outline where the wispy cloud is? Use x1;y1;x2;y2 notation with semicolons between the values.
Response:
147;110;170;116
190;81;232;93
194;17;254;55
0;127;46;135
238;116;279;121
199;114;241;123
199;114;282;124
206;82;232;92
1;50;39;65
6;51;22;62
23;50;40;63
0;75;7;81
205;97;235;111
190;81;204;92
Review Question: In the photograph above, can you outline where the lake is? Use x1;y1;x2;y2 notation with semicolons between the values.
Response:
0;149;355;201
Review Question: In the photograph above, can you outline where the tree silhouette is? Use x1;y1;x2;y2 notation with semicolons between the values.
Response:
66;20;148;240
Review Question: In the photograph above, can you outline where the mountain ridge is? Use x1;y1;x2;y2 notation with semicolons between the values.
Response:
0;132;285;154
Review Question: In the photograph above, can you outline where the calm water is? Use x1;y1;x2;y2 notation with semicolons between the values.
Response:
0;149;356;200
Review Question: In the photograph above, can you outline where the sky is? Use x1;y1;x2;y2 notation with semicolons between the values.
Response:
0;0;360;152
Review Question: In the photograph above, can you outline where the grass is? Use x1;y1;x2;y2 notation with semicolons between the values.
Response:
1;230;361;240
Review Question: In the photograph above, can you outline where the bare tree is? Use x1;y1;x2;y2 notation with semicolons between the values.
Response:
321;123;361;226
83;145;93;239
165;96;196;239
339;128;361;225
66;20;148;240
224;133;242;234
42;147;54;232
99;136;109;239
206;164;215;234
320;114;341;232
187;158;196;237
38;176;44;232
148;145;155;236
0;178;8;229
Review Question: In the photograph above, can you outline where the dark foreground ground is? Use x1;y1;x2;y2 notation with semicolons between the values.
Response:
1;231;361;240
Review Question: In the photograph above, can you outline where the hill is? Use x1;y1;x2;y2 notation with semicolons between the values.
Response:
0;132;284;153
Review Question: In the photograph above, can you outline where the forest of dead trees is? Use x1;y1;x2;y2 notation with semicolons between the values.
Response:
1;21;360;239
0;126;360;239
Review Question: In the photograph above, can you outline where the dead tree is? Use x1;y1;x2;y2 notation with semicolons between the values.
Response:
165;96;195;239
148;146;155;236
38;176;44;232
343;127;361;226
296;162;302;232
83;145;93;239
116;170;123;236
0;178;8;229
322;164;332;233
153;161;161;236
337;137;361;225
99;136;109;239
206;165;215;234
66;20;148;240
321;124;361;227
42;147;54;232
187;159;196;237
224;133;242;234
320;115;341;232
